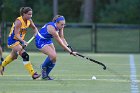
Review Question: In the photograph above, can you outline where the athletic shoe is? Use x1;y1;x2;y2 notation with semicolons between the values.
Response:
42;76;54;80
32;72;41;80
41;67;47;79
0;63;4;75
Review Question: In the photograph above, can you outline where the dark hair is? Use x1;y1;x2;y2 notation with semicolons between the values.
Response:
52;15;64;22
20;7;32;16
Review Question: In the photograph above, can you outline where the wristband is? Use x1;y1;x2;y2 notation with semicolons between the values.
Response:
67;45;73;52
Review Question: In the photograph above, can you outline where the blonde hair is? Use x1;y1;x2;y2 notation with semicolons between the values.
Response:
20;7;32;16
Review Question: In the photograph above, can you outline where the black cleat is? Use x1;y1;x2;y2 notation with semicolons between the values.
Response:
42;76;54;80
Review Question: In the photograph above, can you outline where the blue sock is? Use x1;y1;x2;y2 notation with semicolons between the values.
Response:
42;57;51;68
46;61;55;76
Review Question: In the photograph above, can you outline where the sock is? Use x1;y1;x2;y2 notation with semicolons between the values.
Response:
23;61;35;76
42;57;55;76
42;57;51;68
46;62;55;76
2;55;14;67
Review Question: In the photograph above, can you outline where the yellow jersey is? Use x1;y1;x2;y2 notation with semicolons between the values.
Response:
8;16;31;48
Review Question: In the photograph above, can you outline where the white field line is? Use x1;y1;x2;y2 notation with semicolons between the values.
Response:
1;74;140;77
3;52;133;57
57;78;140;82
0;75;140;83
130;55;139;93
0;78;140;83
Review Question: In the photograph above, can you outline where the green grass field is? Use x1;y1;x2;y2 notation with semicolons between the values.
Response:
0;52;140;93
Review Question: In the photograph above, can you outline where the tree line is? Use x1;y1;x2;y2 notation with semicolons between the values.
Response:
0;0;140;24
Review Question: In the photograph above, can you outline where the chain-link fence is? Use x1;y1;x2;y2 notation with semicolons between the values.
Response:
1;22;140;53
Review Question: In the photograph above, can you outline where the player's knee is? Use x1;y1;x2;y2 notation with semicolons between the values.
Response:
49;54;57;62
21;52;29;61
11;53;18;60
12;55;18;60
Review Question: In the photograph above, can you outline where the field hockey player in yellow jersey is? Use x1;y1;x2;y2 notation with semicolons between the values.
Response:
0;7;41;79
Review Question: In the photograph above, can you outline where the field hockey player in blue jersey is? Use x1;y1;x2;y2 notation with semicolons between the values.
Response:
35;15;77;80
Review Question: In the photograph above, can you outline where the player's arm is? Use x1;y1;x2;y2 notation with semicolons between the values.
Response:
59;28;74;51
48;25;76;55
59;28;68;46
14;20;27;46
29;19;38;36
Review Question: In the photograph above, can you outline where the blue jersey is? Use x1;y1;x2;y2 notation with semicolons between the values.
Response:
35;22;59;49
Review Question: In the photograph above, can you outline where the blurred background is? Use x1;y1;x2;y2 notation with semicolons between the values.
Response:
0;0;140;53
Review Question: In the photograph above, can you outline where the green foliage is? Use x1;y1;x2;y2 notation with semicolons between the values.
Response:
0;0;140;24
58;0;83;22
99;0;140;24
2;0;21;21
32;0;53;22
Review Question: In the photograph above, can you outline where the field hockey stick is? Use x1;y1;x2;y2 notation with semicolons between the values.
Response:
67;45;106;70
76;53;107;70
22;36;35;49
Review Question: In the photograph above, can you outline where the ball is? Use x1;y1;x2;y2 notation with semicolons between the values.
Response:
92;76;96;80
